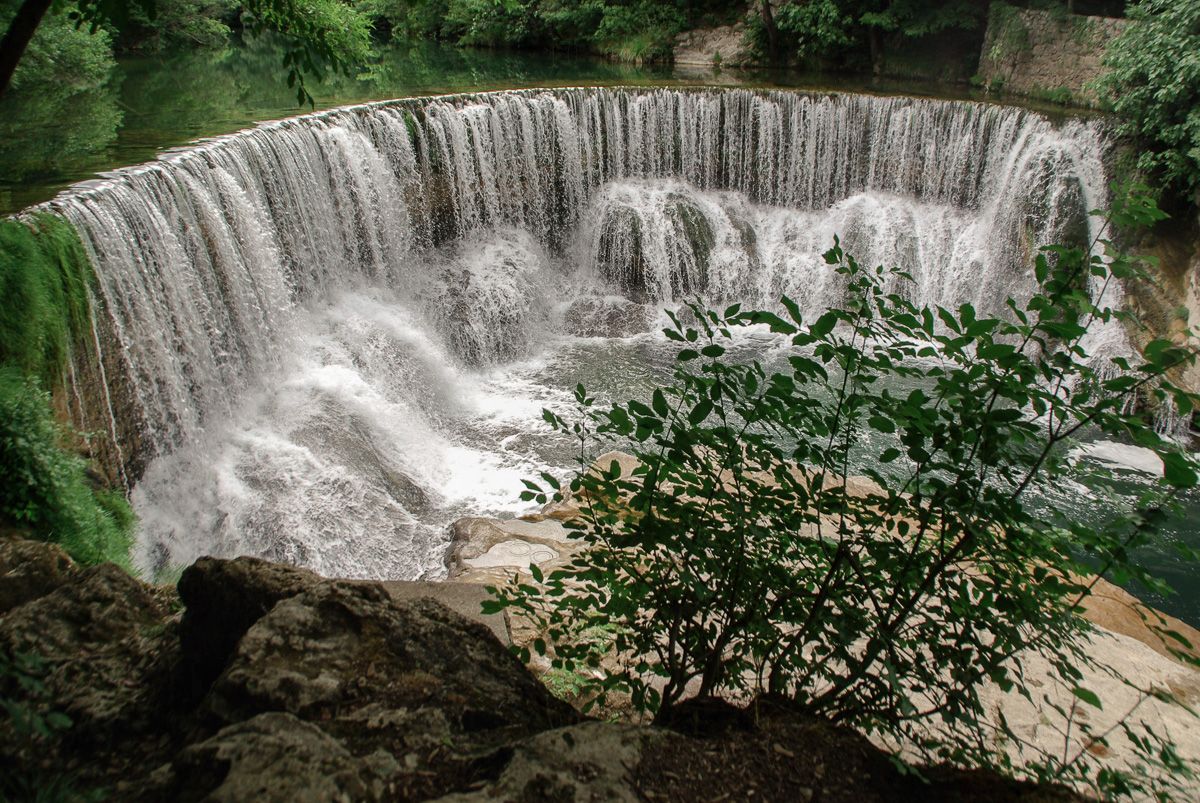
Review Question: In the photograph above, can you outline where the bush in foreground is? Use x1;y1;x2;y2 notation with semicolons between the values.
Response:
0;368;132;568
490;187;1200;798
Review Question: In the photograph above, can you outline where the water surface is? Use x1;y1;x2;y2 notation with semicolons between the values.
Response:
0;37;1077;215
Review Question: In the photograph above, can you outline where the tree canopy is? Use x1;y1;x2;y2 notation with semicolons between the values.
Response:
1101;0;1200;205
0;0;373;103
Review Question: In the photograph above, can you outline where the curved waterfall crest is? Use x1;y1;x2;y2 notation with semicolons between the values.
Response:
41;86;1114;578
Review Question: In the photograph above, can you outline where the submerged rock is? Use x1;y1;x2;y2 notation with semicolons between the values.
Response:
561;297;653;339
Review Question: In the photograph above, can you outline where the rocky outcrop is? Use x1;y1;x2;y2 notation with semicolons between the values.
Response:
0;539;1192;800
146;713;400;803
977;5;1127;107
673;22;755;68
178;555;322;697
0;542;577;802
0;538;77;613
447;517;577;583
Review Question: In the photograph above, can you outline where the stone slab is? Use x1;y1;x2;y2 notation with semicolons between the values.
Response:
381;581;509;645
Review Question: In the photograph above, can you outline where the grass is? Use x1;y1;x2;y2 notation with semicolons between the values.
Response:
0;214;134;568
0;216;94;387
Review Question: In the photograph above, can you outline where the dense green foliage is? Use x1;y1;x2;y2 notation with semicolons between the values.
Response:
363;0;730;62
0;1;114;92
1;0;375;104
766;0;986;67
0;216;94;387
0;367;133;568
0;216;134;567
491;188;1200;797
0;650;99;803
1101;0;1200;204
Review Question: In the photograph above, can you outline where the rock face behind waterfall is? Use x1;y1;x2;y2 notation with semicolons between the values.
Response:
0;540;1099;802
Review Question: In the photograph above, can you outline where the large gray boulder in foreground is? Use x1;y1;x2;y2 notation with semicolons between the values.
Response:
0;539;1125;802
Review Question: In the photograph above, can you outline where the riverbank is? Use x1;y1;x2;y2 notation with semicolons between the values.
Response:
1;536;1181;801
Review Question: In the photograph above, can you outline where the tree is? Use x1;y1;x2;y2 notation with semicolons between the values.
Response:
771;0;986;70
489;187;1200;797
1100;0;1200;205
0;0;372;104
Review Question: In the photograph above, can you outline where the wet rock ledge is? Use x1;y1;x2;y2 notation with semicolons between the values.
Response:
0;536;1093;802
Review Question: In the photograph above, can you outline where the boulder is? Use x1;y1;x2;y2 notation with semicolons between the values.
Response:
0;562;168;659
0;538;78;614
435;722;670;803
203;579;578;795
447;517;576;583
141;712;398;803
0;561;180;751
178;556;321;696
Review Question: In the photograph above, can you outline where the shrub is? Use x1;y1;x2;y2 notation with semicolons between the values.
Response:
490;187;1200;797
1100;0;1200;204
0;368;133;568
0;649;103;802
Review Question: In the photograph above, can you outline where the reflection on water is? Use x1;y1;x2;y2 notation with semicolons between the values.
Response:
2;38;680;213
1;37;1078;215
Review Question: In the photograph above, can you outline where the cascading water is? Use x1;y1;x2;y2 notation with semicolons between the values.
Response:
45;87;1116;579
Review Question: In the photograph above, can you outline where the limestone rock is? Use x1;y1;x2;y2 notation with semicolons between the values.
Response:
0;538;78;614
0;562;179;747
976;7;1127;107
539;450;643;521
1080;577;1200;665
205;579;577;739
178;555;321;696
976;626;1200;796
143;712;398;803
0;562;167;659
447;517;576;582
674;23;754;68
435;722;669;802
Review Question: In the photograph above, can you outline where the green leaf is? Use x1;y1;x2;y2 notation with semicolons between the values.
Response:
652;389;669;418
749;310;798;334
1072;687;1103;710
1161;452;1197;488
809;312;838;338
688;399;713;425
868;416;895;434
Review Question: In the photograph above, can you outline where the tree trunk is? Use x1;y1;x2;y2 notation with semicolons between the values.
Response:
868;28;884;76
759;0;780;65
0;0;54;99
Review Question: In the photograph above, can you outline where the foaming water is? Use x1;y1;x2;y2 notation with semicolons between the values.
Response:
130;286;577;578
42;87;1123;578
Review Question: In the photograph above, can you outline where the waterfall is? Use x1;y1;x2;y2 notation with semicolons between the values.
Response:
42;87;1113;578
